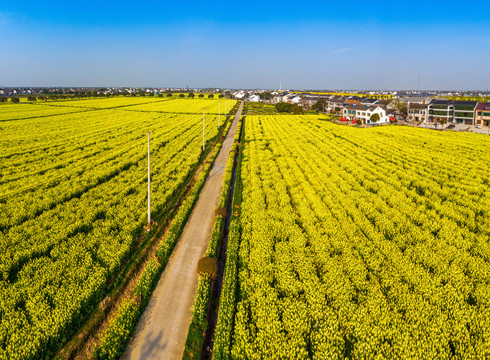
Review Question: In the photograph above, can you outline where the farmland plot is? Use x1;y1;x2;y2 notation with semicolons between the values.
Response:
215;115;490;359
0;97;236;359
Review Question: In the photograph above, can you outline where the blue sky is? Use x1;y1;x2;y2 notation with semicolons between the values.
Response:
1;0;489;90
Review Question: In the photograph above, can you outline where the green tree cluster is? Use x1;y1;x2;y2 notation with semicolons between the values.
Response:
370;113;380;122
275;102;303;114
312;99;327;112
260;92;274;101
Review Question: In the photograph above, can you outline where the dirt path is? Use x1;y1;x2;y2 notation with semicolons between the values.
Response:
122;103;243;360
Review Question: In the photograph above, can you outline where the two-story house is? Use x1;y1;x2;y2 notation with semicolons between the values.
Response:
407;103;427;122
428;99;477;125
475;102;490;127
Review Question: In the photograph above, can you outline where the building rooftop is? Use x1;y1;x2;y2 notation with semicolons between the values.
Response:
361;98;378;104
430;99;451;105
409;103;426;110
452;100;477;107
398;96;430;103
476;102;490;111
344;104;369;111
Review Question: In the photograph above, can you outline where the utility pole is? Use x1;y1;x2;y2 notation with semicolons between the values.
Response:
202;108;205;151
147;131;151;227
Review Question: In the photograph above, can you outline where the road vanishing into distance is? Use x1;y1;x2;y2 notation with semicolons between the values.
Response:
122;102;243;360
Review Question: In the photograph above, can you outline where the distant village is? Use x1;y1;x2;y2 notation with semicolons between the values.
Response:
230;90;490;130
1;87;489;130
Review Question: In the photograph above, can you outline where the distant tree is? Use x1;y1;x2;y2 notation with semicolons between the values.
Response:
0;97;7;103
370;113;380;122
167;93;173;97
438;118;446;125
158;93;163;97
312;99;327;112
179;93;185;98
275;102;303;114
395;101;407;116
356;119;362;126
130;93;136;97
260;92;273;101
208;94;214;99
11;97;20;103
188;92;195;98
27;96;37;101
218;94;224;98
198;94;204;98
275;102;292;113
38;96;47;101
291;103;303;114
148;92;154;97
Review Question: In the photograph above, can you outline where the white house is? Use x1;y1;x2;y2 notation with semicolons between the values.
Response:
233;91;245;99
249;94;260;102
279;92;291;102
343;104;391;124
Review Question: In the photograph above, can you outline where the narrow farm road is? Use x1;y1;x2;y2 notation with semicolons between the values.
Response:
122;102;243;360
